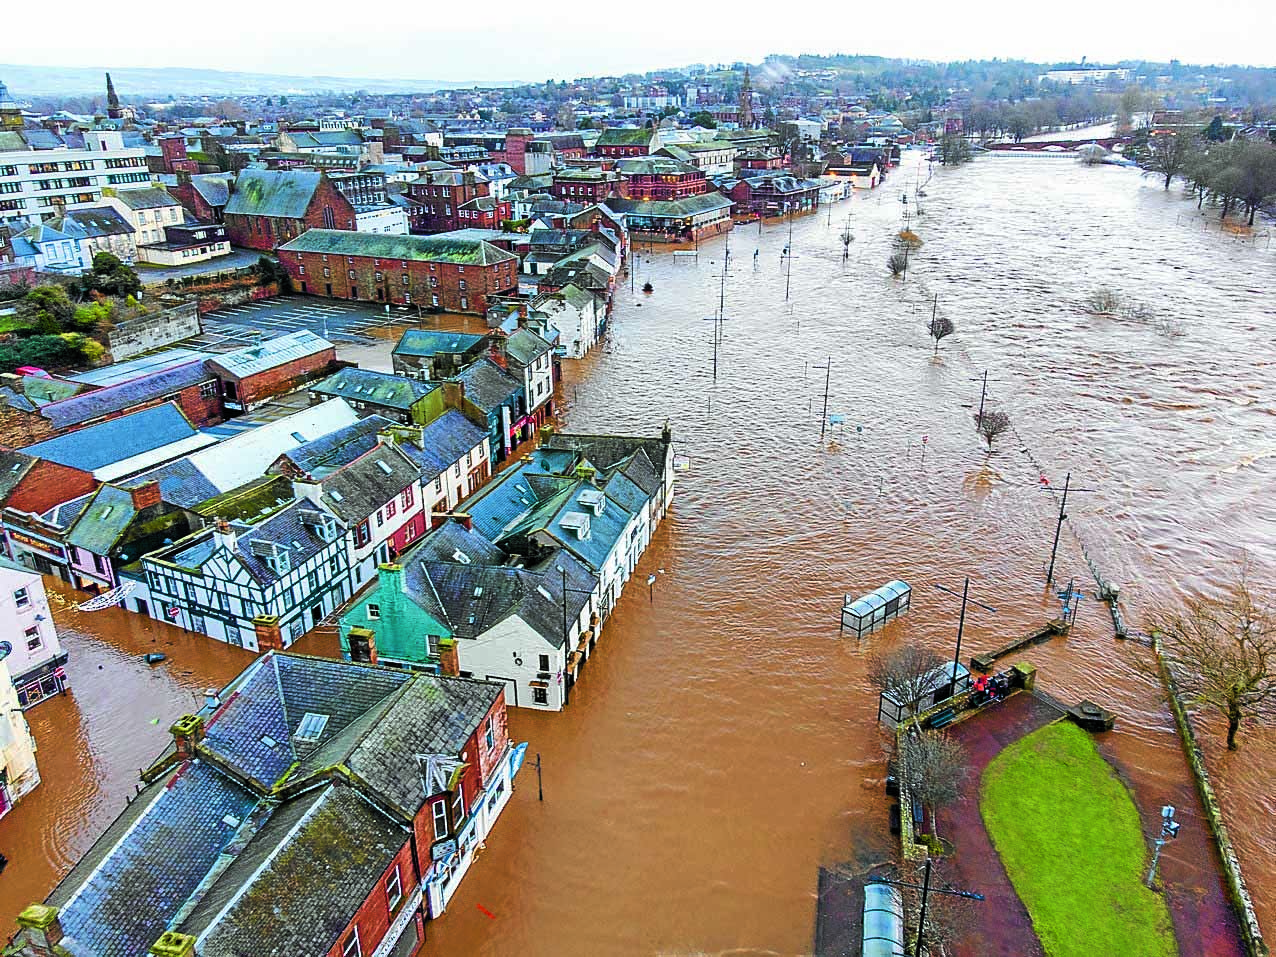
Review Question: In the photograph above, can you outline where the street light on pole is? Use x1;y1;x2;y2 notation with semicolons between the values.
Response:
1145;805;1181;888
932;578;997;694
1040;472;1097;585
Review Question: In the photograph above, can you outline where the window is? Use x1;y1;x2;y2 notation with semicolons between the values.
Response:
434;477;443;493
199;380;218;399
341;928;360;957
13;587;29;609
538;654;550;671
432;799;449;837
376;510;384;527
484;721;495;751
385;499;397;519
355;521;371;547
533;687;549;705
458;279;467;291
25;625;42;652
307;569;319;592
460;297;467;310
93;553;106;573
401;486;414;508
451;784;465;827
385;865;403;911
367;602;380;620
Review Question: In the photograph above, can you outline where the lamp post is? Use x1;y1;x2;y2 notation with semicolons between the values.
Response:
1145;805;1181;888
1040;473;1096;585
932;578;997;694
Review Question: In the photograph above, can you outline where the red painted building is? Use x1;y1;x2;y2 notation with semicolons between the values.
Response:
616;156;710;200
222;168;357;251
0;452;96;516
278;229;519;314
550;168;624;202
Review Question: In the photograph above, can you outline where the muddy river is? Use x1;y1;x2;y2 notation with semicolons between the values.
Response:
1;152;1272;956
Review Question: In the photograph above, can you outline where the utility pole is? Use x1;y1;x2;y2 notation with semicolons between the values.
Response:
914;857;932;957
1042;472;1095;585
975;370;988;425
819;358;832;440
932;578;997;692
784;206;795;301
535;753;543;801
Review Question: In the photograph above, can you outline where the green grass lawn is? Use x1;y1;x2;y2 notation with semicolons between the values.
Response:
981;721;1177;957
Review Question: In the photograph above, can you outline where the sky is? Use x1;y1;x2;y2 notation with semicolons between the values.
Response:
7;0;1275;83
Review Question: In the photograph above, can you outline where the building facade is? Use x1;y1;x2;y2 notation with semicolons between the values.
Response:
0;558;68;708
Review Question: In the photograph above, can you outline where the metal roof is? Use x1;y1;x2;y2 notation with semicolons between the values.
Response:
206;330;333;380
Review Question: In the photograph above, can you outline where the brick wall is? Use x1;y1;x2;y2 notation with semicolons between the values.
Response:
6;460;96;514
325;838;419;957
225;176;357;251
223;348;339;408
284;252;517;315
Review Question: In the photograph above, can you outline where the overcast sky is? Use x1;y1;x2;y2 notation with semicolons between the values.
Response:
8;0;1275;82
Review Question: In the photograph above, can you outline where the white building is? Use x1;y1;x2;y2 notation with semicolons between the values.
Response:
0;127;152;230
0;656;40;818
530;283;602;358
0;557;68;709
355;204;410;235
98;187;186;247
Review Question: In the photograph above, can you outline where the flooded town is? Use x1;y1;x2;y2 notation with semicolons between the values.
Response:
0;42;1274;957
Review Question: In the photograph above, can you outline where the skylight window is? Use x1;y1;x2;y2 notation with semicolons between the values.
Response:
294;712;330;743
452;549;471;565
291;432;306;442
330;489;344;502
474;586;483;597
260;734;278;748
376;460;393;475
100;506;113;519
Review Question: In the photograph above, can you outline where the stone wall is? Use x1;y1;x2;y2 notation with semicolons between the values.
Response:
1155;641;1269;957
107;300;201;360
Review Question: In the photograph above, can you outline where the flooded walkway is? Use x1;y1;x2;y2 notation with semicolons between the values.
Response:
1;152;1272;955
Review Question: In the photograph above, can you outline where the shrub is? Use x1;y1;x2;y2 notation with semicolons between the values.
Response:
888;252;909;277
1086;287;1122;314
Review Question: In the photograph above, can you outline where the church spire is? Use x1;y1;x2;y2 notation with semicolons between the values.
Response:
106;72;122;120
739;67;754;129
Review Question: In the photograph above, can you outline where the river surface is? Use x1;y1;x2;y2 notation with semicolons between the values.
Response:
2;152;1273;955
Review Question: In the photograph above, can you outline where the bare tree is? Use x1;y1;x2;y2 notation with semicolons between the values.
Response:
869;643;945;723
928;313;955;354
1152;568;1276;750
902;730;968;841
888;252;908;278
974;410;1011;451
1144;132;1196;190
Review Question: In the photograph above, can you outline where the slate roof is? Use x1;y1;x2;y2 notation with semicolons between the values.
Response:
49;206;134;238
279;229;517;266
202;652;410;790
318;445;417;524
392;329;486;358
190;785;407;957
40;360;214;430
607;192;733;218
310;367;435;411
43;493;92;531
51;761;258;957
0;451;35;504
502;327;552;365
21;403;202;472
616;156;699;176
190;173;233;208
109;187;180;211
224;169;323;219
453;357;522;413
410;518;506;566
205;330;332;380
596;127;659;147
278;414;392;479
64;484;137;555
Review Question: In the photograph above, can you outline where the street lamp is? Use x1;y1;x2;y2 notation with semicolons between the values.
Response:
1145;805;1181;888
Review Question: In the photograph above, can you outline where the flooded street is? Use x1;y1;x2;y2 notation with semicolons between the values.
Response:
2;153;1273;954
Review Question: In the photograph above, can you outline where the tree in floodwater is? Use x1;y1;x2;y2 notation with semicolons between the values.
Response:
1144;132;1197;190
888;251;909;278
1152;566;1276;751
869;642;945;725
975;409;1011;451
928;311;955;354
939;133;972;165
1234;140;1276;226
901;729;968;841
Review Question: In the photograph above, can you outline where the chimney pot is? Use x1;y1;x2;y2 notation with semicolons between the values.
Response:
252;614;284;651
438;637;460;676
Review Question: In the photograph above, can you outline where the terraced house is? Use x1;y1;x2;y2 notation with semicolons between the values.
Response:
277;229;518;313
8;652;516;957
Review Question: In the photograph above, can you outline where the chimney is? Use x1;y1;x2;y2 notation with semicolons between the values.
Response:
346;625;378;665
450;511;473;531
437;637;460;676
13;904;64;955
169;714;205;760
203;687;221;711
129;479;162;511
213;519;238;553
149;931;197;957
252;614;284;652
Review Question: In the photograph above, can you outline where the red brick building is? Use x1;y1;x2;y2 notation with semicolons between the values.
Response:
222;168;357;251
0;451;96;515
278;229;519;314
406;168;509;234
204;330;339;412
593;126;661;158
615;156;710;200
550;168;624;202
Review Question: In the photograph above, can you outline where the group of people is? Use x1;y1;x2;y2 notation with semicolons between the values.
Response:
970;672;1010;707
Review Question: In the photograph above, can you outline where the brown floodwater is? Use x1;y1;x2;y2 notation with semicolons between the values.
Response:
2;153;1273;955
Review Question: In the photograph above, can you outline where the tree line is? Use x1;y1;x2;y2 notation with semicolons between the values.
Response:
1140;130;1276;225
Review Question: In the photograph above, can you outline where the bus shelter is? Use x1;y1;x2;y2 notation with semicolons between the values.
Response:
877;660;972;725
841;580;912;637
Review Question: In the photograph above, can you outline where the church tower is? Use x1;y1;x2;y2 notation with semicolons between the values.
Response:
106;72;122;120
0;80;24;131
739;68;754;129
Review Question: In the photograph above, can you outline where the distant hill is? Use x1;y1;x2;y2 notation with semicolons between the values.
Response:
0;64;513;97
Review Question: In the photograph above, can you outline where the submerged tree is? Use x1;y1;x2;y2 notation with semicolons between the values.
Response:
928;311;955;354
888;251;909;279
1144;132;1196;190
1152;567;1276;751
975;409;1011;451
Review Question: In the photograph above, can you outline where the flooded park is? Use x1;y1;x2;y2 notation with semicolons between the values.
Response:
2;151;1273;955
